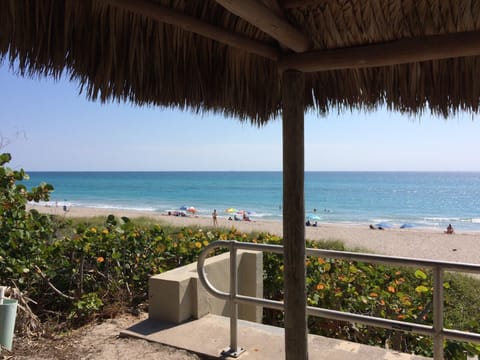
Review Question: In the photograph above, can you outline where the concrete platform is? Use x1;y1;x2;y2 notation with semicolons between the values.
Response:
121;314;430;359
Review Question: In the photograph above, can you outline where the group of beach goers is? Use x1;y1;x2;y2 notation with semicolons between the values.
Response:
212;208;252;225
167;207;253;225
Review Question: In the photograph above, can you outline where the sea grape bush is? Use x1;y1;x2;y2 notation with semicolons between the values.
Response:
42;217;239;324
306;258;436;354
1;153;479;358
0;153;55;292
261;239;480;358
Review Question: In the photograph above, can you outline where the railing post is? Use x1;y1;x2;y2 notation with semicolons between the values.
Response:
221;242;244;358
433;266;444;360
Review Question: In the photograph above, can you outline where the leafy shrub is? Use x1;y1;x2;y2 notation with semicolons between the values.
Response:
262;239;480;358
0;153;55;295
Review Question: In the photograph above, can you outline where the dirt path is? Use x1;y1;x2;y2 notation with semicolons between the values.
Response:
6;312;202;360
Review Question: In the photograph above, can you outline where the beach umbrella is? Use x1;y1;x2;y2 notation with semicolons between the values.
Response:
306;214;321;221
375;222;393;229
225;208;238;214
6;3;480;358
186;206;197;214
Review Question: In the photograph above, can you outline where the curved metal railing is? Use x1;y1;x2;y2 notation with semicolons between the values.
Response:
197;240;480;359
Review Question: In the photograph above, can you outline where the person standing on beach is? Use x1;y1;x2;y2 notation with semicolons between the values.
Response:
212;209;218;227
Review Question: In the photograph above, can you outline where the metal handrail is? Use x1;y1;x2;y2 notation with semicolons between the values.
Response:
197;240;480;359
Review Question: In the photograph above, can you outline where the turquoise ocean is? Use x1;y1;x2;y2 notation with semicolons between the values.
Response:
26;171;480;231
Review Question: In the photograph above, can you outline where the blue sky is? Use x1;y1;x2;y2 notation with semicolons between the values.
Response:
1;63;479;171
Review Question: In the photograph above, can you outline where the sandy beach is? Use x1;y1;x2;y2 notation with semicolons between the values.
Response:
29;204;480;266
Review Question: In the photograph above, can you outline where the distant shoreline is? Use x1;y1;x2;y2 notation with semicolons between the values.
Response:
29;203;480;265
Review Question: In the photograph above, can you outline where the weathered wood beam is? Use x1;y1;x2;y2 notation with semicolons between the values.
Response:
105;0;281;61
278;31;480;72
260;0;291;52
215;0;310;53
281;0;321;8
261;0;285;15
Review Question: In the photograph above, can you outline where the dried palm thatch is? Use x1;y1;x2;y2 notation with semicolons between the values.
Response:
1;0;480;125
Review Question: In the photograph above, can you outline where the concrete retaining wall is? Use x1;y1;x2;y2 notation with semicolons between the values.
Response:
149;250;263;324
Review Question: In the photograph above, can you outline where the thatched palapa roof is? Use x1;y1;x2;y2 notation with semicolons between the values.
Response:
2;0;480;124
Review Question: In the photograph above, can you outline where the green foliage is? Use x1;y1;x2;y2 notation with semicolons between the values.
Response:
262;239;480;358
41;217;240;323
0;153;56;291
68;292;104;325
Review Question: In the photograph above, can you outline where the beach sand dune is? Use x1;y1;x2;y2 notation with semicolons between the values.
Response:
30;204;480;265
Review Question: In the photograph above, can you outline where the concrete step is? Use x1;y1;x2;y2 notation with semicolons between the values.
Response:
121;314;431;359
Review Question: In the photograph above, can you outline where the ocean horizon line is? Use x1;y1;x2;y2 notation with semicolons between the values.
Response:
27;170;480;173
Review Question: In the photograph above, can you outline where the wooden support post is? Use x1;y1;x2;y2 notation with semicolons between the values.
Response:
282;70;307;360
